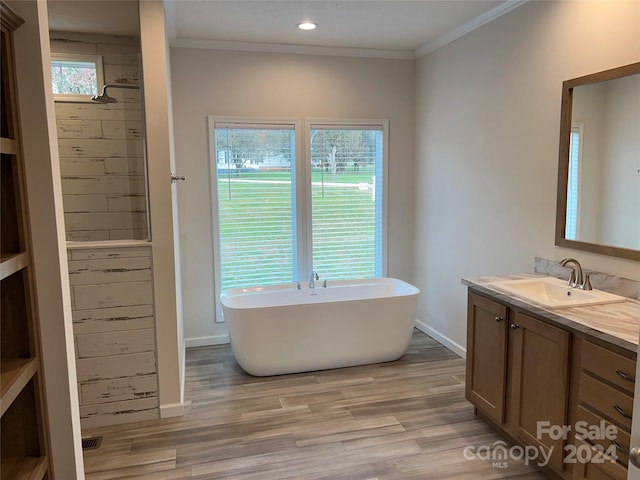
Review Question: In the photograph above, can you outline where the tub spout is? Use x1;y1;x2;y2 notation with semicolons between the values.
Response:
309;271;319;289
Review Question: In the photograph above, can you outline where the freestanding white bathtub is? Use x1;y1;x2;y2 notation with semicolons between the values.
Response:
220;277;419;376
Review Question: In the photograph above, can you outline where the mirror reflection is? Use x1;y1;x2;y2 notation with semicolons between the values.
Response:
556;62;640;260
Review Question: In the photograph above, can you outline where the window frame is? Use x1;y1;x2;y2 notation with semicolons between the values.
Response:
51;53;104;103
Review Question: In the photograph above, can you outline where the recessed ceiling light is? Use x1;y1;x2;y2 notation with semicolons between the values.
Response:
297;22;318;31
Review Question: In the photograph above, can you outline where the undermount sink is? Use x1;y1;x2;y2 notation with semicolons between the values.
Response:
487;277;627;309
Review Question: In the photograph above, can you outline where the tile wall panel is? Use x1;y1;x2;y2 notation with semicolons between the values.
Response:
68;245;159;428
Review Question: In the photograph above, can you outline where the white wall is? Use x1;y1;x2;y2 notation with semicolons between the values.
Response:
171;48;415;345
139;0;184;416
414;0;640;354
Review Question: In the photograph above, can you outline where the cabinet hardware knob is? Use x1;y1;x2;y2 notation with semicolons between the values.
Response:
495;316;504;323
613;404;632;419
616;369;635;382
631;446;640;469
510;324;520;330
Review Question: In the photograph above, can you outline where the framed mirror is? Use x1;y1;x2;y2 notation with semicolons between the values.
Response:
555;62;640;261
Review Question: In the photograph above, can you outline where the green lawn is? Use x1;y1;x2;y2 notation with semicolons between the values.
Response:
222;167;375;184
217;168;377;289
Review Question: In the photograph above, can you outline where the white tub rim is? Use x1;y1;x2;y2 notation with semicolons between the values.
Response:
221;277;419;310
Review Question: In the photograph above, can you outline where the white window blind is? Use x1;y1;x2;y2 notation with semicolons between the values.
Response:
309;126;384;279
213;125;297;291
565;125;582;240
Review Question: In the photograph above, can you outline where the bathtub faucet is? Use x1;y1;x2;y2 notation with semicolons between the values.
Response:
309;271;319;289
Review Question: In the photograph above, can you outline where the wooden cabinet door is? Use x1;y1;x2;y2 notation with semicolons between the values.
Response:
571;438;627;480
508;310;570;473
466;292;508;424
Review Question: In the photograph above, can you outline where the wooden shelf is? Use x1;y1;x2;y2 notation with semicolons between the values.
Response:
0;456;47;480
1;4;50;478
0;251;28;280
0;137;18;155
0;357;37;416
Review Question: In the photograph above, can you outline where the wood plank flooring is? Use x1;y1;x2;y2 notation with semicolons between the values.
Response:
82;330;548;479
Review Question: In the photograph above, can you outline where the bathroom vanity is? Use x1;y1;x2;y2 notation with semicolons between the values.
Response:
463;274;640;479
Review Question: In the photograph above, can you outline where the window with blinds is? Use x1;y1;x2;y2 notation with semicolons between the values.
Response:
565;124;582;240
213;123;297;291
209;117;387;321
309;125;384;279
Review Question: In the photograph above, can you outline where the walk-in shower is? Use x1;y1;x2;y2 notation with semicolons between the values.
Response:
53;31;149;242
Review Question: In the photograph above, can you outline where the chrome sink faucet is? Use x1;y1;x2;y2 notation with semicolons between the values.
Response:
559;258;591;290
309;271;319;289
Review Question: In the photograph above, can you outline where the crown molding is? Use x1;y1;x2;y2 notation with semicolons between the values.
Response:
1;2;25;31
414;0;528;58
171;38;416;60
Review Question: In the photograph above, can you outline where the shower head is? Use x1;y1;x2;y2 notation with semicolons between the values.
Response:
91;84;140;104
91;85;118;104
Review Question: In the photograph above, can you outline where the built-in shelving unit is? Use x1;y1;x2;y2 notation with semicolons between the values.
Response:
1;3;50;479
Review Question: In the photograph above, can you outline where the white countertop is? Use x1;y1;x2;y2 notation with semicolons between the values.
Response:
462;274;640;353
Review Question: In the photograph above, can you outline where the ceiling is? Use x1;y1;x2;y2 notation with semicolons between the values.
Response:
47;0;526;58
47;0;140;37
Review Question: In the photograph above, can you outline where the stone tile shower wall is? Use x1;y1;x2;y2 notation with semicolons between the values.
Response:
51;31;148;241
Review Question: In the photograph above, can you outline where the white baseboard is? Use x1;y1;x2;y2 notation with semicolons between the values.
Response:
160;402;184;418
185;334;230;348
414;319;466;359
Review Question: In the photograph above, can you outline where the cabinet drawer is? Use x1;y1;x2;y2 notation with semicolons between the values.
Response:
575;405;629;468
582;341;636;394
571;438;627;480
579;374;633;431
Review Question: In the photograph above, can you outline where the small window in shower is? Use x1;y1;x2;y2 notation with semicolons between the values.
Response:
51;54;104;103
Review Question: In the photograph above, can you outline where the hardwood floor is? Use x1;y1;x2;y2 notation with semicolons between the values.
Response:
83;330;547;479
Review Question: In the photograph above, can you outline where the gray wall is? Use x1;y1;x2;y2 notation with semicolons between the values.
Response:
413;0;640;354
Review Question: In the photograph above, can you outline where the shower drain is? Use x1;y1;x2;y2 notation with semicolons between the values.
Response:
81;436;103;450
